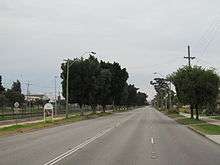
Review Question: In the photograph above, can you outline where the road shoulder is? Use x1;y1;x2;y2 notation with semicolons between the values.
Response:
160;110;220;145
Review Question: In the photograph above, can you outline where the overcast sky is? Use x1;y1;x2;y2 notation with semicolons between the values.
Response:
1;0;220;99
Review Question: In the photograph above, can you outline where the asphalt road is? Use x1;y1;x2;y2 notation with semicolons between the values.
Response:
0;107;220;165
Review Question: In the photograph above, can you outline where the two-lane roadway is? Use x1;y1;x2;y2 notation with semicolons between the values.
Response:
0;107;219;165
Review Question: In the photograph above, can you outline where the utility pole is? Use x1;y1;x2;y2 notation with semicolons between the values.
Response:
64;51;96;118
184;45;195;67
25;81;32;103
66;59;70;119
24;81;32;117
54;76;57;116
184;45;195;118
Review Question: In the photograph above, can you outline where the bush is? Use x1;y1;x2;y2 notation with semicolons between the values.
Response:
166;108;179;114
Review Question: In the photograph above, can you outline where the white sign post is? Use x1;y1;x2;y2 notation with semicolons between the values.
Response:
14;102;20;125
43;103;54;123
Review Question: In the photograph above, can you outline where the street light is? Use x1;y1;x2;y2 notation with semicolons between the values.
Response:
54;76;57;116
64;51;96;118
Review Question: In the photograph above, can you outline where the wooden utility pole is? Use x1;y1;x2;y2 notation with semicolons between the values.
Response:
66;59;70;119
184;45;195;67
184;45;196;119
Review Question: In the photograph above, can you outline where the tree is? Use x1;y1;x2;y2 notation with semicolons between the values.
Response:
126;84;138;106
136;92;147;106
169;66;219;119
5;80;24;109
0;76;5;94
104;62;129;107
83;56;100;112
61;56;101;115
0;94;8;112
61;57;84;114
0;76;7;112
61;56;132;113
151;78;169;109
11;80;22;94
96;69;112;112
119;83;129;107
5;90;25;109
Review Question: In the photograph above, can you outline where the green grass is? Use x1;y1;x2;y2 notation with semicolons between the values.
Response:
211;116;220;120
176;118;206;125
0;112;113;136
167;113;185;119
0;115;13;120
191;124;220;135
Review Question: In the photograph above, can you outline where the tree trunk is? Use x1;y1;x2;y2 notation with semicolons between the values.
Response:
190;105;194;119
92;105;96;114
80;104;84;116
102;105;106;113
195;105;199;120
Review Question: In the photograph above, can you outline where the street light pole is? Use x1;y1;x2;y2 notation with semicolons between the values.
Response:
64;51;96;119
66;59;70;119
54;76;57;116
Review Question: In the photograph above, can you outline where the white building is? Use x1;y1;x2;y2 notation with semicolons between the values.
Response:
25;94;49;102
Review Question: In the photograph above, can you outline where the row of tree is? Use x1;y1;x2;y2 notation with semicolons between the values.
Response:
61;55;147;114
151;78;177;110
169;66;219;119
152;65;219;119
0;76;25;110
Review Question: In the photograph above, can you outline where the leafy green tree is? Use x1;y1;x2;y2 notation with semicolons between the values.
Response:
11;80;22;94
109;62;129;106
126;84;139;106
61;58;84;112
99;61;129;108
61;56;101;115
151;78;169;109
0;94;8;111
136;92;147;106
0;76;5;94
83;56;100;112
169;66;219;119
119;83;129;107
5;90;25;109
96;69;112;112
61;56;131;113
0;76;7;112
5;80;24;109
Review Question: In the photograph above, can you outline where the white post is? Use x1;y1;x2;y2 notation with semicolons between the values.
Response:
52;108;54;121
44;109;46;123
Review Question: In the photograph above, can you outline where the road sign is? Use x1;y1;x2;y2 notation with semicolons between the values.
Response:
14;102;19;108
43;103;54;122
44;103;53;110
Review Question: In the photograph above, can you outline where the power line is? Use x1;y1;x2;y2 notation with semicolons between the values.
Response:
200;23;219;57
196;57;218;70
193;17;220;56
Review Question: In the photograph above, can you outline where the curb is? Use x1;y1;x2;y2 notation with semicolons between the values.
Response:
161;111;220;146
187;125;220;146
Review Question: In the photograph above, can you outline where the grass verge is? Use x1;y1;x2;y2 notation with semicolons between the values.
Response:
190;124;220;135
0;112;112;137
162;110;220;137
166;113;185;119
211;116;220;120
176;118;206;125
